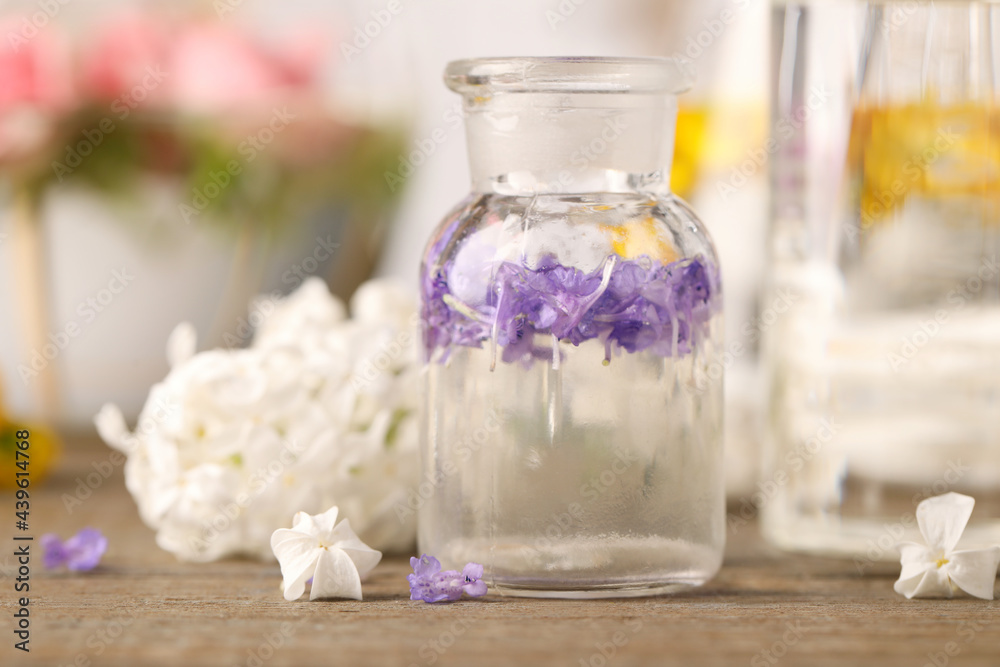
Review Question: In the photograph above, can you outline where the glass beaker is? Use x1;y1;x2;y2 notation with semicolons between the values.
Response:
763;1;1000;562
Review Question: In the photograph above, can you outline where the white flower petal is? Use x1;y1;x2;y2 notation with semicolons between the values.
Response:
350;278;416;325
143;482;179;526
895;566;956;599
330;518;382;578
254;277;347;349
311;505;341;536
893;572;924;598
896;542;935;582
94;403;130;452
135;441;182;525
310;546;363;600
947;548;1000;601
270;531;321;601
167;322;198;369
916;493;975;551
290;511;318;534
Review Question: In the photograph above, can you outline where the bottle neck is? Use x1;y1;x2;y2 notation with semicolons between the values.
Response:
461;92;678;196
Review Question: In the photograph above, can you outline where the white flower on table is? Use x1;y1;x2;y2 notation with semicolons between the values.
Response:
894;493;1000;600
270;506;381;601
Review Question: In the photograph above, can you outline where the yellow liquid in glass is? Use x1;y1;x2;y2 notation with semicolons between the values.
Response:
849;102;1000;230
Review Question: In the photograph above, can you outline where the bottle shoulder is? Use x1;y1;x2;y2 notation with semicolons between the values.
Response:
424;191;718;273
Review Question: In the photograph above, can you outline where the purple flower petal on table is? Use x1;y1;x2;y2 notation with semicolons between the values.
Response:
411;583;449;603
411;554;442;578
461;562;487;597
40;534;68;569
408;555;487;603
63;528;108;571
462;562;483;581
41;528;107;571
462;579;488;597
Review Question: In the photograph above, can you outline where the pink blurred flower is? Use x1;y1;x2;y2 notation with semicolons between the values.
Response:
0;19;73;164
81;14;327;116
0;19;73;113
80;13;170;104
1;10;338;172
169;23;325;114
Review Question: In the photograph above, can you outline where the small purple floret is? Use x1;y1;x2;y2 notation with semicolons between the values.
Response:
41;528;107;571
460;562;487;597
407;554;487;603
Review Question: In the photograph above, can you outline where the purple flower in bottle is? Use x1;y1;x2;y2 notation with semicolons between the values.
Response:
421;244;720;364
41;528;107;571
407;554;487;603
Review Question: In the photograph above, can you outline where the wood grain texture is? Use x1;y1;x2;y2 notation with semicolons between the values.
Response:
2;437;998;667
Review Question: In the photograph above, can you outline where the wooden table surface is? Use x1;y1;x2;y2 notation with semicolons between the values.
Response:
2;437;998;667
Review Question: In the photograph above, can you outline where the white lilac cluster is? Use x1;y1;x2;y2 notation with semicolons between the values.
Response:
95;278;419;562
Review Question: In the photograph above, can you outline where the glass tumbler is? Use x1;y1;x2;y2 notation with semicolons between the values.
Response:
763;1;1000;561
418;57;725;597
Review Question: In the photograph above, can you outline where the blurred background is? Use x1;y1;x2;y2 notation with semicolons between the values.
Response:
0;0;769;492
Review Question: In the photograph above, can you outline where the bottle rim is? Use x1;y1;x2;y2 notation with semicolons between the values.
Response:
444;57;693;96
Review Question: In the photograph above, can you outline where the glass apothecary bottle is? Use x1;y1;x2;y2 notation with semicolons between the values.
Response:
419;57;724;598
